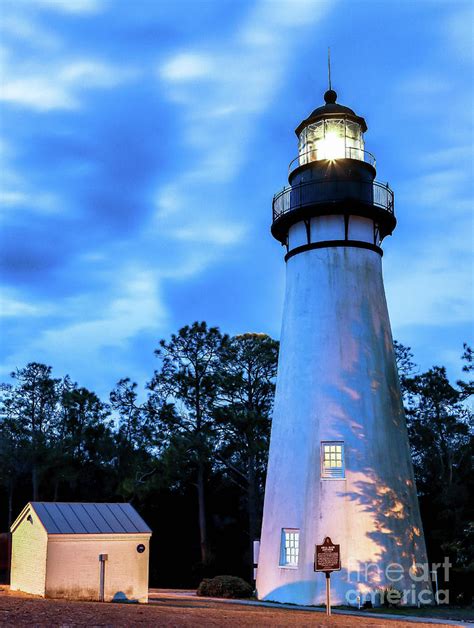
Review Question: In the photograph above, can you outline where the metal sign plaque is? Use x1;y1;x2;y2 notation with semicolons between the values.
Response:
314;536;341;572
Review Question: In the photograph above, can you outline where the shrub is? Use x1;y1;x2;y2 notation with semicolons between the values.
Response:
197;575;253;599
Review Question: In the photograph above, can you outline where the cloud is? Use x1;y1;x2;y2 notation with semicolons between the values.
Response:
0;141;63;216
6;266;166;365
397;168;472;214
171;223;247;245
0;53;137;111
386;164;473;330
30;0;104;15
397;75;449;97
387;247;472;329
0;263;168;395
445;3;474;63
158;0;331;178
153;0;332;258
0;190;60;214
1;76;77;111
419;145;472;169
39;268;165;349
145;0;335;335
1;14;61;49
160;53;214;82
154;183;184;219
385;43;473;337
0;291;52;318
59;61;136;87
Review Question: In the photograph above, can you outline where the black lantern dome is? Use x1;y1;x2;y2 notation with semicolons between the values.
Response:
295;89;367;136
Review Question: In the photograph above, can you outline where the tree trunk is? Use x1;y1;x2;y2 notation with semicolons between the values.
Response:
53;476;59;501
196;460;209;565
32;464;39;500
247;452;258;581
8;480;13;527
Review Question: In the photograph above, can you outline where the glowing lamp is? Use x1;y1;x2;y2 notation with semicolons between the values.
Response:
319;130;345;160
294;89;368;167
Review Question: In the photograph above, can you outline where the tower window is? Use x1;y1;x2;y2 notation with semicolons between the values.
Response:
279;529;299;567
321;442;345;479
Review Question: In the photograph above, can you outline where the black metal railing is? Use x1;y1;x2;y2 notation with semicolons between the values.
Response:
272;179;394;223
289;147;376;175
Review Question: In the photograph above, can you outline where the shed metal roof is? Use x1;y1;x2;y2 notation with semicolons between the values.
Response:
28;502;151;535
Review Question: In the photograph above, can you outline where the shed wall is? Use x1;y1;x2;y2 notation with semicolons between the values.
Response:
10;507;47;596
45;534;150;603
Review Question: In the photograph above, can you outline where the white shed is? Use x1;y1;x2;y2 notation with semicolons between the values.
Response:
10;502;152;603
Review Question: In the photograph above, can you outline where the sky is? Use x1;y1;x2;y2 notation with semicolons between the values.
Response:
1;0;473;398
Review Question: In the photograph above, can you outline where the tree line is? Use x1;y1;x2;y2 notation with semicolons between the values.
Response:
0;323;472;588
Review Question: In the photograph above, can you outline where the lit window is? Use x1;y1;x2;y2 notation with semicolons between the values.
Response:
321;442;345;479
280;529;299;567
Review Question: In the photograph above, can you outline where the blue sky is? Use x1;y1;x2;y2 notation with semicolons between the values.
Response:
1;0;473;397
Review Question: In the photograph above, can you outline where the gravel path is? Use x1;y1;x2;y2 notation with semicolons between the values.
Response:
0;589;461;627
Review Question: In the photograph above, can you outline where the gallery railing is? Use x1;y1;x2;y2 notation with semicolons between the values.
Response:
272;179;394;223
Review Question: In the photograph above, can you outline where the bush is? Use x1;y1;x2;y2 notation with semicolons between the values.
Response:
197;575;253;599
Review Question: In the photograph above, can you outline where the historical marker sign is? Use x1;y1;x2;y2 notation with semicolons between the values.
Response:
314;536;341;572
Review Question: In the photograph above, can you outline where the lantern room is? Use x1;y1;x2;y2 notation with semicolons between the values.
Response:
292;89;373;172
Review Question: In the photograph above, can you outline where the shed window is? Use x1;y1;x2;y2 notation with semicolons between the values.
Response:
280;529;299;567
321;442;345;479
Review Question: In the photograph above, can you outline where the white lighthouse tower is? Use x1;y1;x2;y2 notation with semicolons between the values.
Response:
256;87;431;606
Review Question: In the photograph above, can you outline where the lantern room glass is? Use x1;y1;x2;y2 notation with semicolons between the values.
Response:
298;118;365;165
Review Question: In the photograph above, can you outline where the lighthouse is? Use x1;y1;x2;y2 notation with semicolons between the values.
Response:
256;87;431;606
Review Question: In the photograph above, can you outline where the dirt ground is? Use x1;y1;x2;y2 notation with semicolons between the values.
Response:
0;589;460;627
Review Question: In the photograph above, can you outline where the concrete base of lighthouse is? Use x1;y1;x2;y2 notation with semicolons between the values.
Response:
256;238;431;606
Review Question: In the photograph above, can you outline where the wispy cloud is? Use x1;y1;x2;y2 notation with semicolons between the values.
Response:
445;3;474;62
160;53;215;82
397;75;449;97
398;168;472;214
171;223;247;246
387;164;473;330
0;140;63;216
38;268;165;350
0;261;168;395
158;0;331;181
2;265;166;383
154;0;332;257
0;54;137;111
1;1;135;113
30;0;104;15
1;14;61;49
0;291;52;318
387;245;472;329
0;190;60;214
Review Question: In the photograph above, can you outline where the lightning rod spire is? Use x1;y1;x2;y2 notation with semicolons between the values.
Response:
328;47;332;91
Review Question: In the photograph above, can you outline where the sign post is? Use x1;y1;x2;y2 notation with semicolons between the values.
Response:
314;537;341;616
